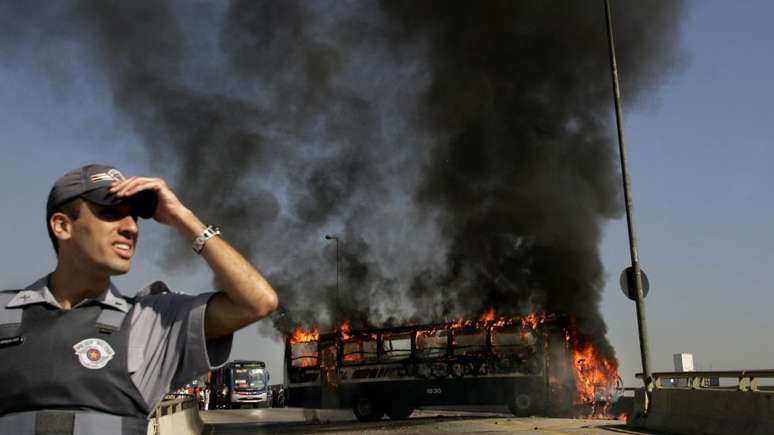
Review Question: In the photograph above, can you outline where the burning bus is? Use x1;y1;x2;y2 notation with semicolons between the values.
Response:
283;312;622;421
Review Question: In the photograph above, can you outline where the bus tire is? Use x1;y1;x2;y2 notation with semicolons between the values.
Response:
507;393;538;417
353;396;385;422
386;405;414;420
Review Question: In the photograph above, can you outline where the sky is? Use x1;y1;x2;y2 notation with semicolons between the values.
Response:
1;0;773;389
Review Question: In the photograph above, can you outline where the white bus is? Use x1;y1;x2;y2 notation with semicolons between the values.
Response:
211;360;272;409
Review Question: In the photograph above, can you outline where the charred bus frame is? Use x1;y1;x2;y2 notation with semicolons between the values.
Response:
284;315;574;421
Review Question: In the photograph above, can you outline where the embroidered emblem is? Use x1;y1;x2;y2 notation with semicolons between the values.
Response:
73;338;115;369
89;169;125;184
19;294;31;302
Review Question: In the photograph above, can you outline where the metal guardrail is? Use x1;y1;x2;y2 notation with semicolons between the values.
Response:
636;370;774;391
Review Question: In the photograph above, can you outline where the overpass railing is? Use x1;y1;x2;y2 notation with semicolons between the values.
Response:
148;395;202;435
631;369;774;435
636;369;774;391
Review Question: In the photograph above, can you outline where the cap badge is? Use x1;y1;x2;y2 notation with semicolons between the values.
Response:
89;169;126;184
74;338;115;369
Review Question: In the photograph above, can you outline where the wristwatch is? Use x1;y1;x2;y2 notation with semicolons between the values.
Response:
192;225;221;254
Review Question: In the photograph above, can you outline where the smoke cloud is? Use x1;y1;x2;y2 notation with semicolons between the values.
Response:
1;1;687;359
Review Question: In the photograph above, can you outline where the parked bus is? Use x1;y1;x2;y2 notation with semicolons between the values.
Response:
283;316;578;421
210;360;272;409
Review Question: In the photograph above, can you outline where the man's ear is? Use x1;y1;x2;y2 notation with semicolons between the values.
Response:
50;212;73;243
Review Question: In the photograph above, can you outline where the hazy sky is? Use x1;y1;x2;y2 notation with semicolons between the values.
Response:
1;0;772;388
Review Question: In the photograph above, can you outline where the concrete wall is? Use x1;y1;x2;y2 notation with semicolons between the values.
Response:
147;397;203;435
629;388;774;435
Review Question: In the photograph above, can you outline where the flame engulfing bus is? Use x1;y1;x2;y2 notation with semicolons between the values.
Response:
283;314;604;421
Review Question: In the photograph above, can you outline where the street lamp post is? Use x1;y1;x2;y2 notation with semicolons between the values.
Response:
603;0;653;409
324;235;340;328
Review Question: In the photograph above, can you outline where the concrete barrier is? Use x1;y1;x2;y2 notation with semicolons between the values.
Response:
147;396;203;435
629;388;774;434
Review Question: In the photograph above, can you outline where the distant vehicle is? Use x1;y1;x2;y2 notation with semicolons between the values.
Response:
283;316;579;421
174;376;205;398
210;360;271;409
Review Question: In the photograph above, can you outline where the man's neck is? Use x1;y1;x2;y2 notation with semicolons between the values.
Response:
50;262;111;310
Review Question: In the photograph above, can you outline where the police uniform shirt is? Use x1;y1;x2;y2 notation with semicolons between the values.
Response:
0;276;232;420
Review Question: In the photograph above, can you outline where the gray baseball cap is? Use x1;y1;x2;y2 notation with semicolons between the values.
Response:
46;164;158;219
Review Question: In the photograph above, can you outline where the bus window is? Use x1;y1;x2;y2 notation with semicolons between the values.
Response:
416;329;448;359
453;328;487;356
381;332;412;361
233;367;266;390
291;342;319;368
491;326;537;354
342;336;377;365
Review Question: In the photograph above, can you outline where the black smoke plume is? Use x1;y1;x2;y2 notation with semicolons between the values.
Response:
1;1;687;359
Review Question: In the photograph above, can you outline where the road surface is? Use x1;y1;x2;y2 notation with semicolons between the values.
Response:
200;408;663;434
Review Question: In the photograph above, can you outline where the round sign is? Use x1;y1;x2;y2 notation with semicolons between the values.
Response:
619;266;650;301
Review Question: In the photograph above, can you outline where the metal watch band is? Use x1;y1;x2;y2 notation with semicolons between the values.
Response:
192;225;221;254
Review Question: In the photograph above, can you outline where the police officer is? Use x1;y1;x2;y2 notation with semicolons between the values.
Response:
0;164;279;434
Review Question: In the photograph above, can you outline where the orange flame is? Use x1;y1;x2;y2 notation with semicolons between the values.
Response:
289;327;319;344
449;319;465;330
343;353;363;363
340;320;352;340
481;307;496;322
522;313;540;330
571;340;619;416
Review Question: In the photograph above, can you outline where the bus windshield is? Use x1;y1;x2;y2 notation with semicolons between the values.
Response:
233;367;266;390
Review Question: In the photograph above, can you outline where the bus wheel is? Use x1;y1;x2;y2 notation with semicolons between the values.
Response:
386;405;414;420
353;396;384;422
507;393;537;417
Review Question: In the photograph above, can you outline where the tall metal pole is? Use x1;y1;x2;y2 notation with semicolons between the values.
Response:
603;0;653;406
325;235;340;329
336;239;340;321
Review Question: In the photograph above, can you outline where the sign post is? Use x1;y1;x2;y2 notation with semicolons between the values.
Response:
604;0;654;411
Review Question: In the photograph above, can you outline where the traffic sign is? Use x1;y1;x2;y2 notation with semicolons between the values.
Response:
620;266;650;301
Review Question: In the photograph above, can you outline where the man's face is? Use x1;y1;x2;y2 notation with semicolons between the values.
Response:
67;200;139;276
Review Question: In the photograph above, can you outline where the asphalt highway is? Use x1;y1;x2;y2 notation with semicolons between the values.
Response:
201;408;663;434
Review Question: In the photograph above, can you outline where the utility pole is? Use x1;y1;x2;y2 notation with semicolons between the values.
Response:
324;234;340;329
603;0;653;410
